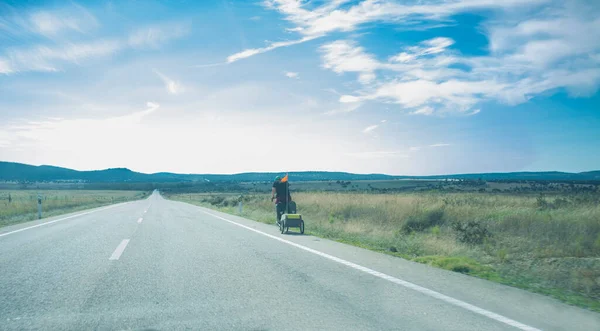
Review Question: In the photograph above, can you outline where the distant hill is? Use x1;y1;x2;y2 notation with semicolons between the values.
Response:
0;161;598;183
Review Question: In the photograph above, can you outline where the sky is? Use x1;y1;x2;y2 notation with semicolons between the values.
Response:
0;0;599;175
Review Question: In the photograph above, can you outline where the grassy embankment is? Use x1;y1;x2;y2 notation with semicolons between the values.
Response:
0;190;149;228
167;191;600;312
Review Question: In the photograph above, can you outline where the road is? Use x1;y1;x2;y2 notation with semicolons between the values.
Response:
0;191;598;331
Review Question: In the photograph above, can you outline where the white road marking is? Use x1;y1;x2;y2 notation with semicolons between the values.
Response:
137;218;143;223
0;202;128;238
109;239;130;260
199;209;541;331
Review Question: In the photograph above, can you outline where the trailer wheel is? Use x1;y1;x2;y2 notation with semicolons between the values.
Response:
280;219;285;234
300;220;305;234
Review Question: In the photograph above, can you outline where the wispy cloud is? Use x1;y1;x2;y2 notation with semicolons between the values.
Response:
2;39;121;73
227;35;319;63
409;146;421;151
1;21;189;75
191;62;228;68
411;106;434;116
1;102;160;151
154;69;184;94
429;143;451;148
128;23;190;48
323;101;362;115
0;58;13;74
362;124;378;134
28;6;98;38
0;4;99;39
346;151;409;159
284;71;299;79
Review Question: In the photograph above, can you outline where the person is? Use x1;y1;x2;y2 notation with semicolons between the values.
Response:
272;176;291;224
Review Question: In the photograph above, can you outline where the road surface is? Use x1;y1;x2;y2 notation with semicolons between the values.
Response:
1;191;598;330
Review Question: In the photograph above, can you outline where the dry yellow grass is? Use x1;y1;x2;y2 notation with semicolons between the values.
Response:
0;190;149;227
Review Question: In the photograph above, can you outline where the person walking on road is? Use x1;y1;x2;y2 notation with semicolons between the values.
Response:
272;175;291;224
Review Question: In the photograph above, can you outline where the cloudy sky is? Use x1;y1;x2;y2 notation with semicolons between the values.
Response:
0;0;599;175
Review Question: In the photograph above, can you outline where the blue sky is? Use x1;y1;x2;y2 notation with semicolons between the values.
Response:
0;0;599;175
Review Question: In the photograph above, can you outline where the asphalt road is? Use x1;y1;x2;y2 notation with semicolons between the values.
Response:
1;191;598;331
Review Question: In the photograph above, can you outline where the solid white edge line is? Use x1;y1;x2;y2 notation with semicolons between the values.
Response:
198;209;541;331
109;239;130;260
0;202;129;238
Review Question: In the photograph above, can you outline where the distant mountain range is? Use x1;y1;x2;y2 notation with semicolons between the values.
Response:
1;161;599;183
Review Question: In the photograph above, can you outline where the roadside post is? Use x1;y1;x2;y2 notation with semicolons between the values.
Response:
238;195;243;215
37;194;42;219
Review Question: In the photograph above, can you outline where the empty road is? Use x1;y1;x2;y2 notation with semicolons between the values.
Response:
1;191;598;330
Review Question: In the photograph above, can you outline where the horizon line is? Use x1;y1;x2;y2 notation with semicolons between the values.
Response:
1;160;598;178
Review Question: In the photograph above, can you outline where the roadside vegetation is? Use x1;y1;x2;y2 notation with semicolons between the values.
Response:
0;190;149;228
166;190;600;312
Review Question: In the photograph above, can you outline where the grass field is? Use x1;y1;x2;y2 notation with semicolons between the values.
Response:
0;190;149;228
167;191;600;312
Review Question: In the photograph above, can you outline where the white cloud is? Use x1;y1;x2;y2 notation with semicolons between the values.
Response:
320;40;380;79
429;143;451;147
339;95;361;103
0;59;13;74
320;2;600;115
154;70;184;94
362;124;378;133
285;71;299;78
227;0;547;62
380;119;387;123
390;37;455;62
221;0;599;115
367;79;504;111
409;146;421;151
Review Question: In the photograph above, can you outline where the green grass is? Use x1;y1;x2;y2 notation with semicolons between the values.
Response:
0;190;149;228
166;191;600;312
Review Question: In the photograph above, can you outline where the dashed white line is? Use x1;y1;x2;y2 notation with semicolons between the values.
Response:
0;202;129;238
109;239;130;260
137;217;143;223
198;209;541;331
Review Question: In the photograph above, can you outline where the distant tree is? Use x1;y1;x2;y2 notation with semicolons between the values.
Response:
8;193;11;203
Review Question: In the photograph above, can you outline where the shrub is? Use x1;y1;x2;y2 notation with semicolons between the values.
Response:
451;220;491;245
553;197;570;208
536;194;549;209
401;208;445;233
